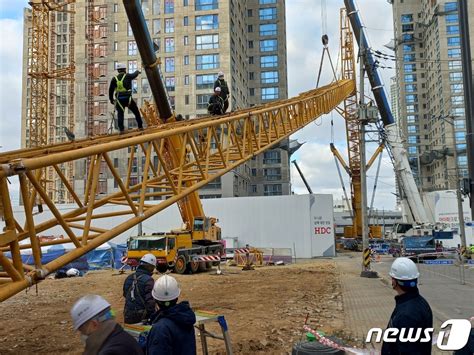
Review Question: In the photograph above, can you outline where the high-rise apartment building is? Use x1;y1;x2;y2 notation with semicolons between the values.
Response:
390;0;472;191
21;0;290;202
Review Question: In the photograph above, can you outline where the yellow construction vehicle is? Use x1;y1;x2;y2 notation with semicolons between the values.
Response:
127;217;222;274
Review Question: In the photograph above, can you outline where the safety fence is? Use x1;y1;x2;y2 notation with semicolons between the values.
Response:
415;252;474;287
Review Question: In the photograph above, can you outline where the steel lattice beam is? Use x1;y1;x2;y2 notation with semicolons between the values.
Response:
0;79;354;301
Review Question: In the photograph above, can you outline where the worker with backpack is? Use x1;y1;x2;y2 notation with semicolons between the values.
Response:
109;63;144;134
122;254;157;324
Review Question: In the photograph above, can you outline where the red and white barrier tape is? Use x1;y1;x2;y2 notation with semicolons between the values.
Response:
303;325;375;355
234;248;250;254
194;255;221;262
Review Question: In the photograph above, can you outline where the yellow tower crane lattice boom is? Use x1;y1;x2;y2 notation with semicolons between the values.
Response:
0;79;355;301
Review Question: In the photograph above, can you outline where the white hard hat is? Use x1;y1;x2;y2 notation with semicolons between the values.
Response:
140;253;157;266
116;63;126;70
152;274;181;301
66;268;80;277
70;295;111;330
218;71;224;77
389;257;419;280
214;87;222;92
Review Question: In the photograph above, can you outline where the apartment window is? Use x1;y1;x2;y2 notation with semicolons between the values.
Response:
448;48;461;58
403;54;415;62
165;37;175;52
403;44;414;52
408;147;417;155
402;33;414;41
248;25;253;33
247;9;253;17
405;94;417;103
153;0;161;15
260;39;277;52
128;60;138;72
183;0;188;6
195;14;219;30
407;115;417;123
458;156;467;167
184;55;189;65
404;74;416;82
261;55;278;68
195;54;219;70
407;136;417;144
259;7;277;20
165;77;175;91
445;14;458;23
184;75;190;85
259;0;276;4
249;72;254;80
251;168;257;176
249;88;255;96
261;71;278;84
407;125;418;133
114;41;118;51
263;150;281;164
264;184;282;196
445;2;457;11
406;105;416;113
449;72;462;81
196;73;217;89
448;60;462;70
185;95;189;105
402;24;414;32
259;23;277;36
196;94;212;109
114;23;119;32
165;57;175;72
183;16;189;26
142;78;150;94
264;168;281;181
248;40;254;49
251;185;257;193
195;0;218;11
401;14;413;23
404;64;416;72
164;0;174;13
153;19;161;35
450;83;463;94
128;41;137;56
249;56;254;64
141;0;150;15
446;25;459;35
451;95;464;105
114;4;119;12
127;22;133;36
405;84;417;92
184;36;189;45
165;18;175;33
447;37;460;46
262;87;278;100
196;34;219;50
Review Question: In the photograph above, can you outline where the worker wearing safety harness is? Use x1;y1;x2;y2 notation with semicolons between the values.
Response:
108;63;144;134
382;257;432;355
122;254;156;324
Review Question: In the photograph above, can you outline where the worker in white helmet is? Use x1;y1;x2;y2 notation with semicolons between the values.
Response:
109;63;144;134
70;294;143;355
382;257;432;355
207;86;224;115
122;253;157;324
146;275;196;354
214;71;230;113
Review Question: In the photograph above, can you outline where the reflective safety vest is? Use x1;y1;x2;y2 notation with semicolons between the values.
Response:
114;74;132;110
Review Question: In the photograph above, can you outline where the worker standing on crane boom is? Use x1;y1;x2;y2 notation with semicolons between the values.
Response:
109;63;144;134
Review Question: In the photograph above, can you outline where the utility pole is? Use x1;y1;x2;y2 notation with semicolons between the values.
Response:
458;0;474;220
359;32;377;278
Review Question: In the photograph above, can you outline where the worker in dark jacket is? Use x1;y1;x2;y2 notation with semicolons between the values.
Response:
214;71;229;113
147;274;196;355
109;63;144;134
208;87;224;115
123;253;157;324
71;294;143;355
382;257;433;355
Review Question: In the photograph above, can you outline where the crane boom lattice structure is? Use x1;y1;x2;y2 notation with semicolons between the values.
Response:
0;79;355;301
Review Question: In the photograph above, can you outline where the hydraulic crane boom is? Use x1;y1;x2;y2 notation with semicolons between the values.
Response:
344;0;430;225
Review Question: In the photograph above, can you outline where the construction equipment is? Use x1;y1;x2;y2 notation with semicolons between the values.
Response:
343;0;453;241
291;160;313;194
121;0;223;274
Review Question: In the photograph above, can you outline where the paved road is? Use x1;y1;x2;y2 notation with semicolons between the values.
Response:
371;255;474;326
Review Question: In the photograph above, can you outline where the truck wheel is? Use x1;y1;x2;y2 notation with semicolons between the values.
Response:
187;260;200;274
174;256;187;274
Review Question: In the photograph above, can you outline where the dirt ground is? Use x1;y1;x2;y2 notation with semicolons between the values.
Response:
0;260;350;354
